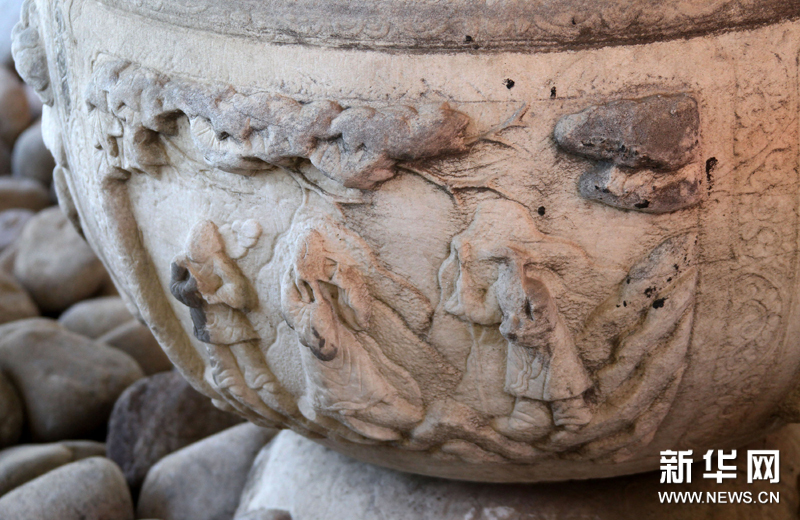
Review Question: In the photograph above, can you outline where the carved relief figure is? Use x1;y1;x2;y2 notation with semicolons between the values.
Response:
280;216;425;442
493;264;592;441
170;220;278;394
440;198;594;439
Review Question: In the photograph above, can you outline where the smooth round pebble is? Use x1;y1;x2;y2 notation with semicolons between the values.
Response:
13;207;110;313
107;371;243;491
0;68;30;145
12;120;55;187
99;320;173;375
0;268;37;325
0;372;22;449
0;443;72;497
0;177;50;213
59;296;133;339
0;318;145;442
137;423;276;520
0;440;108;497
0;457;134;520
60;440;107;460
0;209;34;252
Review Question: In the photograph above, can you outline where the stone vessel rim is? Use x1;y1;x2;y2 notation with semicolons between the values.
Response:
98;0;800;52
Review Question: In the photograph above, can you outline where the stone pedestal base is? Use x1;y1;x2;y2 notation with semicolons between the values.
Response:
237;426;800;520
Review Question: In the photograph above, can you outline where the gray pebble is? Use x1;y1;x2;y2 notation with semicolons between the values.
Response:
13;206;110;313
0;68;30;145
99;319;173;375
0;440;108;497
0;208;34;252
0;457;134;520
59;296;134;339
0;318;144;442
137;423;277;520
0;268;37;325
0;443;72;497
107;371;243;491
0;177;50;213
60;440;107;460
12;120;54;187
0;372;22;449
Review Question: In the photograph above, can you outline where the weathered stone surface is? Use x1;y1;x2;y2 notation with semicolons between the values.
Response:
107;371;243;491
0;457;134;520
554;94;700;170
0;371;22;449
0;208;34;252
0;177;49;213
59;296;134;339
0;440;109;497
0;268;37;325
137;423;277;520
13;206;110;313
0;319;144;442
99;320;172;375
0;67;30;145
238;428;800;519
11;120;55;187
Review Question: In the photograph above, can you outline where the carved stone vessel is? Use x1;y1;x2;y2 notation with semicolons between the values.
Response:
16;0;800;482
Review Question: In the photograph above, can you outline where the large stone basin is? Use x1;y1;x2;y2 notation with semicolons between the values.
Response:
14;0;800;482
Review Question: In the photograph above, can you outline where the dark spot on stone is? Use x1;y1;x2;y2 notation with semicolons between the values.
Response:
524;299;533;320
626;277;631;284
504;78;515;89
634;200;650;209
652;298;666;309
551;86;557;98
537;206;546;216
464;35;473;43
473;44;481;50
190;308;210;343
667;277;672;282
623;301;627;307
554;94;699;170
673;264;679;271
644;287;654;298
571;17;577;25
506;332;518;342
705;157;717;192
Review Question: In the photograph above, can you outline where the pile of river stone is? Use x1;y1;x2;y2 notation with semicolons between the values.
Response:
0;19;290;520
